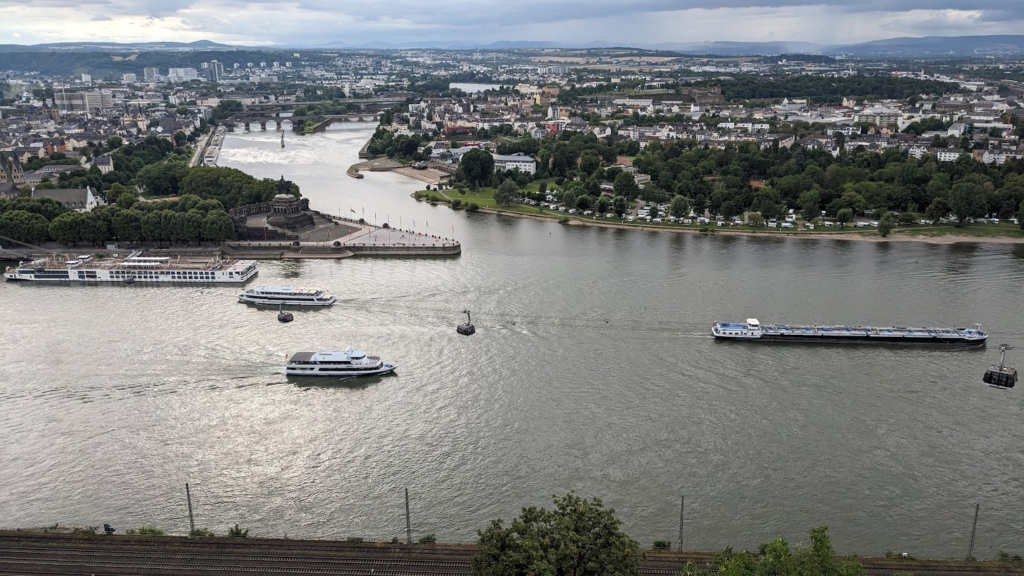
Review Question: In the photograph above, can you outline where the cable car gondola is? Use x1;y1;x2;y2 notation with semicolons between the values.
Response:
278;304;294;323
457;310;475;336
984;344;1017;389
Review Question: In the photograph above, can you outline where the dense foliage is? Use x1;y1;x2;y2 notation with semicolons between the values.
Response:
472;493;642;576
696;75;959;104
677;526;864;576
0;194;235;246
481;129;1024;224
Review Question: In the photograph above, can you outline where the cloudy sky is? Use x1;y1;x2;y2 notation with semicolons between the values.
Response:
0;0;1021;47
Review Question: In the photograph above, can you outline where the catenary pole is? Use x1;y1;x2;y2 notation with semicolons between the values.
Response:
186;483;195;535
405;488;412;545
678;495;684;552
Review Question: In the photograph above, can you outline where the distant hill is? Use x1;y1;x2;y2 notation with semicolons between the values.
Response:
0;40;239;53
833;35;1024;56
2;34;1024;57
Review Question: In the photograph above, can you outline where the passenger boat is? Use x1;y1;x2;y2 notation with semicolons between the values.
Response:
712;318;987;346
286;347;396;377
3;251;257;284
238;286;336;306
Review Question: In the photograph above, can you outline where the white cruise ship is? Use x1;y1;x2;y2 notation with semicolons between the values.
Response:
3;251;257;284
286;348;396;377
238;286;336;306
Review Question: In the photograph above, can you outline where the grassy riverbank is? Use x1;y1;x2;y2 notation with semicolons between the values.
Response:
411;184;1024;243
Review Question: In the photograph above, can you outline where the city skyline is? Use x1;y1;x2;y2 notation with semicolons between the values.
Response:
1;1;1024;48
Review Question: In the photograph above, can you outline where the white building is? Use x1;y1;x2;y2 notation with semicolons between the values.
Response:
167;68;200;83
936;149;965;162
31;186;103;212
491;154;536;175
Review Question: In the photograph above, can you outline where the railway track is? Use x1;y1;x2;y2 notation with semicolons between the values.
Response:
0;533;1020;575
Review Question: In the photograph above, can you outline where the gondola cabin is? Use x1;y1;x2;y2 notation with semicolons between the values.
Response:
984;366;1017;388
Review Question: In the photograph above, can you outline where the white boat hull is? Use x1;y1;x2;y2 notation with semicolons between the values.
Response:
286;364;397;377
239;295;336;306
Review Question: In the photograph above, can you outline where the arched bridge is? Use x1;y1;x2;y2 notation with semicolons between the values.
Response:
227;112;382;132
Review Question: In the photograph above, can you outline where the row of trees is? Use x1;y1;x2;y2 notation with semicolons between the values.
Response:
471;494;864;576
0;190;238;247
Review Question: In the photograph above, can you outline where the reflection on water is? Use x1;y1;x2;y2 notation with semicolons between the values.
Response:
1;126;1023;558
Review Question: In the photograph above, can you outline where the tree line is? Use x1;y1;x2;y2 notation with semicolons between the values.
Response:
0;194;236;247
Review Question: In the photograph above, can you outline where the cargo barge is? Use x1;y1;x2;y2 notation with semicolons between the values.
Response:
712;319;987;346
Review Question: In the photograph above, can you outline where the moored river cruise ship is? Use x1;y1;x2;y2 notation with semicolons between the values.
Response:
286;347;396;377
3;251;258;284
712;319;987;346
239;286;336;306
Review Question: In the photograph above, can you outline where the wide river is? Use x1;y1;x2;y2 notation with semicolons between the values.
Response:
2;123;1023;557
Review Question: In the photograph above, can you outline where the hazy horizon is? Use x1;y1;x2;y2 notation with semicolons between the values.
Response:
1;1;1023;49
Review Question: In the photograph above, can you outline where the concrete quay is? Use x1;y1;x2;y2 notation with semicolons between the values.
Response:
224;217;461;259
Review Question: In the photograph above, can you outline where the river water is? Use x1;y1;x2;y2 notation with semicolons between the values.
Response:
2;122;1023;557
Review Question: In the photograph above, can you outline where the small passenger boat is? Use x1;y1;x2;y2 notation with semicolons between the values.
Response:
286;347;396;377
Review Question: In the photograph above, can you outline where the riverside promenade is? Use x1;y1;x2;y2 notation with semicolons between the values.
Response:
0;531;1017;575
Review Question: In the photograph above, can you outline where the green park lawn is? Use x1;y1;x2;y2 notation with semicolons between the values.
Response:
897;223;1024;239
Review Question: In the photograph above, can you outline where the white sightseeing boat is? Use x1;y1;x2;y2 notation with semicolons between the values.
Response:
286;347;396;377
3;251;257;284
238;286;336;306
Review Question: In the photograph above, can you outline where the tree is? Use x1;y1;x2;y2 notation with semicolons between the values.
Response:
111;209;143;243
925;197;950;223
49;212;84;246
579;150;601;176
1020;199;1024;231
0;210;50;244
493;179;518;207
836;208;853;229
649;204;660;219
136;162;189;197
456;149;495;187
79;212;110;245
948;181;983;225
595;196;611;214
799;189;821;221
748;213;765;228
106;136;123;150
670;195;691;219
201;210;235;243
612;195;628;218
561;190;577;211
878;212;896;237
613;171;638;198
472;493;642;576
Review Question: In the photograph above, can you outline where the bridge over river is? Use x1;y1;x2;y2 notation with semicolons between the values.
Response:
228;112;381;132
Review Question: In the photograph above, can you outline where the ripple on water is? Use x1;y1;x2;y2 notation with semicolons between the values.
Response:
1;129;1023;557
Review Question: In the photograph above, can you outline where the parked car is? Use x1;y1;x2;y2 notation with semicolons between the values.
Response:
652;218;662;224
781;222;794;229
626;216;635;222
568;209;577;214
806;223;815;230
